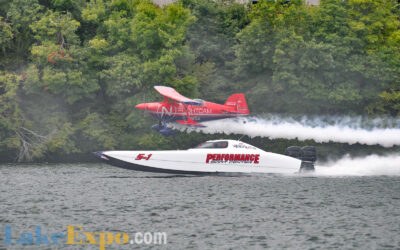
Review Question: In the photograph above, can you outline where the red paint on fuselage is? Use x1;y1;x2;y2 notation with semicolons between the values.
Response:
135;89;249;125
136;101;245;122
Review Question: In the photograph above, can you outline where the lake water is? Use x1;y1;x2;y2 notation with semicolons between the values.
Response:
1;163;400;249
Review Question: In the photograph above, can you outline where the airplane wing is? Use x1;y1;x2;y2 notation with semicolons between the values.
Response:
154;86;201;105
176;120;206;128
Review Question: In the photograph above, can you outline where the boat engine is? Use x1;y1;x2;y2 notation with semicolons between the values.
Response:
285;146;317;172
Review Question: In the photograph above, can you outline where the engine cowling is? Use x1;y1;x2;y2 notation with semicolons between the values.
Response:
285;146;317;172
285;146;301;159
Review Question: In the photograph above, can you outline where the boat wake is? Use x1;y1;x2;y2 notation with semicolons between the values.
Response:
170;115;400;176
315;154;400;176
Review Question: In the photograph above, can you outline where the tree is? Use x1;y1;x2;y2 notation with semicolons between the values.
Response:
26;10;99;104
6;0;43;61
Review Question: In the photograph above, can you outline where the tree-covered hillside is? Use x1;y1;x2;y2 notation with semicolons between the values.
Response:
0;0;399;162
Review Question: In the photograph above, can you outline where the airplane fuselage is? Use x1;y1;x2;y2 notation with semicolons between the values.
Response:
137;101;246;123
135;86;249;135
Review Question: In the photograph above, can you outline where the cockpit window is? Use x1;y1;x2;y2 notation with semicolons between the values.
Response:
194;141;228;149
193;99;205;106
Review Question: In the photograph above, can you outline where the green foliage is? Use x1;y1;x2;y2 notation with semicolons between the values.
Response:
0;71;22;152
27;10;99;104
74;113;117;151
234;0;400;114
44;122;78;155
0;0;400;162
5;0;43;60
0;17;13;56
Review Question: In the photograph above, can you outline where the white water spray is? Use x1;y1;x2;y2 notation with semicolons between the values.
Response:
172;115;400;147
315;154;400;176
169;115;400;176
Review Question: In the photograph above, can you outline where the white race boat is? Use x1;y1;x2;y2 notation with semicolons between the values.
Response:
94;140;316;175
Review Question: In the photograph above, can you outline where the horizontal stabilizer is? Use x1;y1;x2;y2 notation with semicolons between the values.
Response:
176;120;206;128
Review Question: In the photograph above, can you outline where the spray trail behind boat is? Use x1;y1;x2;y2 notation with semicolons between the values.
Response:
170;115;400;147
315;154;400;176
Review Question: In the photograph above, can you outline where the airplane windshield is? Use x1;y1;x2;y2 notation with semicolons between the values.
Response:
194;141;228;149
193;99;205;106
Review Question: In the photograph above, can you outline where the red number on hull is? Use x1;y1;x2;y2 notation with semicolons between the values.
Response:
135;154;152;160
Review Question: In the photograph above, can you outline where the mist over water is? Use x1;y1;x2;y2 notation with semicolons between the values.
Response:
172;115;400;147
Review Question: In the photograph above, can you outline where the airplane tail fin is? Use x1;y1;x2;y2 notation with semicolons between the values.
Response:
224;94;249;114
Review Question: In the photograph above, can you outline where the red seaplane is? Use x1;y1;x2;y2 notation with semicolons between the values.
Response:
135;86;250;135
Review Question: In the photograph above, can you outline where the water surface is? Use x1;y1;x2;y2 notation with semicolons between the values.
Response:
1;163;399;249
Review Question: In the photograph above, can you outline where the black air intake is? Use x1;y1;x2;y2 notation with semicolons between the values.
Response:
285;146;301;159
286;146;317;172
285;146;317;162
300;146;317;162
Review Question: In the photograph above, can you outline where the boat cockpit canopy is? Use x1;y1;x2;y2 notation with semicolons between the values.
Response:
194;141;228;149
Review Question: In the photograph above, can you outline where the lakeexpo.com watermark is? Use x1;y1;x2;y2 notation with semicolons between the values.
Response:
3;225;167;249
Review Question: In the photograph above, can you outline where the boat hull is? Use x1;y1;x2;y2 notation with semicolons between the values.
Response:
94;148;302;175
94;151;216;175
